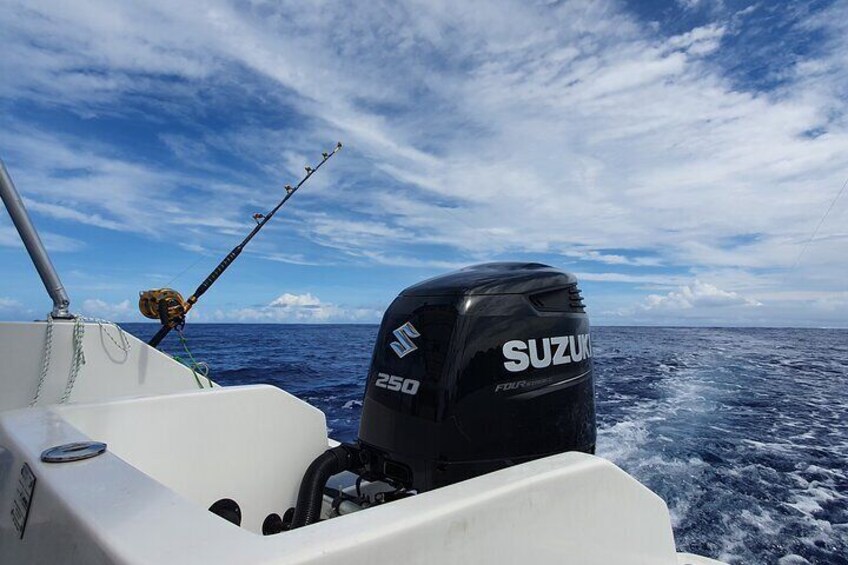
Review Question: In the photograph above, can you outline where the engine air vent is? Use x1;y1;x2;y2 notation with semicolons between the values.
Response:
529;284;585;313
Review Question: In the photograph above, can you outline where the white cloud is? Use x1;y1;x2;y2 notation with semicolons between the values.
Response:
218;292;381;323
1;224;84;252
22;198;128;232
1;0;847;324
575;272;689;286
178;242;207;254
255;252;321;266
269;292;322;308
564;249;662;267
80;298;134;320
0;297;33;321
356;250;467;270
0;297;22;309
666;24;726;56
641;280;762;311
0;125;264;247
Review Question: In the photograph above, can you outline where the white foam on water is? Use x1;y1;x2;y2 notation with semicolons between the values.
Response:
738;508;781;536
597;419;650;463
777;555;812;565
716;513;751;564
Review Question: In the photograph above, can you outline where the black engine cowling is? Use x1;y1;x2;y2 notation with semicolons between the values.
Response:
357;262;596;492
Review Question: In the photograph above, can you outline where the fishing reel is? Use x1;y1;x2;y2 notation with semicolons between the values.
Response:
139;288;188;329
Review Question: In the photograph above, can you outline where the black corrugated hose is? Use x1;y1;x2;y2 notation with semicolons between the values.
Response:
291;444;361;529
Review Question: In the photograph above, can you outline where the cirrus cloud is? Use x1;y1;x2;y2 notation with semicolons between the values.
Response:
0;0;846;326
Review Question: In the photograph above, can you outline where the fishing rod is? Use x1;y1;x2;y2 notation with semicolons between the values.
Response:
140;142;343;348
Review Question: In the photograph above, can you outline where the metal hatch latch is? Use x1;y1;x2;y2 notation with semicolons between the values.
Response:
41;441;107;463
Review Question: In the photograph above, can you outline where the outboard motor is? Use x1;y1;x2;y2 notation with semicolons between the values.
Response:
358;262;596;492
291;262;596;528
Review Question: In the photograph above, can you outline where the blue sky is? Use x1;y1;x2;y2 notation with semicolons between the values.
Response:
1;0;846;327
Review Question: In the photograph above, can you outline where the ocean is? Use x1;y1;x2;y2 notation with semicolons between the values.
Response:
127;324;848;564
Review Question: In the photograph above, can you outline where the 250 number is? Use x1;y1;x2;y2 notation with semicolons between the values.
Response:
375;372;420;395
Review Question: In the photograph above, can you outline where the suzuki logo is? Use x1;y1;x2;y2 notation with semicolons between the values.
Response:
390;322;420;358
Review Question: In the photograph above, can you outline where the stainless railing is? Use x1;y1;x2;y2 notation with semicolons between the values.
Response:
0;159;71;318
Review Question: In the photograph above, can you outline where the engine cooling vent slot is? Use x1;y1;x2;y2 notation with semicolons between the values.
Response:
383;459;413;486
529;284;585;313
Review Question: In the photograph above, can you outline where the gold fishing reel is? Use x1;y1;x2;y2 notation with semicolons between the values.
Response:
139;288;188;328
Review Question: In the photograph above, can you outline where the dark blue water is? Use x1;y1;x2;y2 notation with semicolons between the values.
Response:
128;324;848;564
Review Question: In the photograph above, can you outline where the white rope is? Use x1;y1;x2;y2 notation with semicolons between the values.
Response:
31;315;129;406
60;316;86;404
81;316;131;354
30;315;54;407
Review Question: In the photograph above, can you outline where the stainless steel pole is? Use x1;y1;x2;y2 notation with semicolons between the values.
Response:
0;159;71;318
